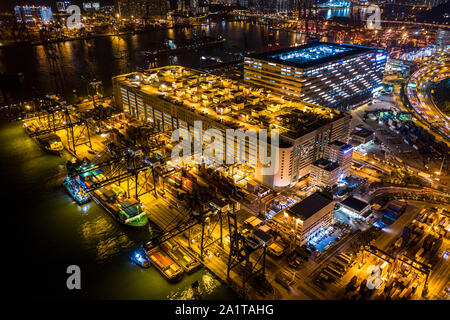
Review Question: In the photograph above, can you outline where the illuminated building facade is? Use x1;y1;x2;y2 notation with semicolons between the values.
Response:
244;42;387;110
324;140;353;179
112;66;351;188
309;158;340;188
270;192;334;245
56;1;71;12
14;6;54;25
114;0;168;19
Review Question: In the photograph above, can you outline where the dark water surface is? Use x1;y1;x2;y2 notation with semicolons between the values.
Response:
0;121;239;299
0;21;305;101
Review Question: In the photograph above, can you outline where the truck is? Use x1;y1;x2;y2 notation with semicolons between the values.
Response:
325;266;343;278
337;254;351;265
415;247;425;259
346;276;358;292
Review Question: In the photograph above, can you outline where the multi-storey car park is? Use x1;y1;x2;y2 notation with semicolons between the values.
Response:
112;66;351;188
244;42;388;110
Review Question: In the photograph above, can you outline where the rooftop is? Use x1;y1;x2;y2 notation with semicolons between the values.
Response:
248;42;376;69
114;66;345;140
311;158;340;172
352;127;374;138
287;192;334;221
340;196;369;213
330;140;353;153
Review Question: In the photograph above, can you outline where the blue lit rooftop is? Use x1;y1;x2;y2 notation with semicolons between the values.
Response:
247;42;381;69
269;44;355;65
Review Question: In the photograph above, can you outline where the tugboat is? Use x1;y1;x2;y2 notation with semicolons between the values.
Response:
62;176;91;204
130;251;151;268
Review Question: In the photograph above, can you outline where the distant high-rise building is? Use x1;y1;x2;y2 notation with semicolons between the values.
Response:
14;6;54;25
436;28;450;49
115;0;168;19
83;2;101;12
56;1;72;12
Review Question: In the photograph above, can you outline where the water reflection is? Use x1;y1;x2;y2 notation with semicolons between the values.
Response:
0;22;300;100
168;272;223;300
80;216;134;261
323;8;350;19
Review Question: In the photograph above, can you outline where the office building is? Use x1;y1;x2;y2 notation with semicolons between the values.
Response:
115;0;168;19
56;1;72;12
325;140;353;179
309;158;340;188
270;192;334;245
244;42;387;110
14;6;54;25
436;28;450;49
83;2;101;12
112;66;352;188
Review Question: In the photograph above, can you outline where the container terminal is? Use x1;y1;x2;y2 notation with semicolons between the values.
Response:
12;60;450;300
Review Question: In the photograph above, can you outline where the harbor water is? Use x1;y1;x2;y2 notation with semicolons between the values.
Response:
0;120;238;299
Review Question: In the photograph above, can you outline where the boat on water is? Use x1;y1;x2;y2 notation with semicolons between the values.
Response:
36;133;64;155
23;121;64;155
145;36;226;57
130;251;151;268
160;240;201;273
81;168;149;228
147;247;184;281
62;176;91;204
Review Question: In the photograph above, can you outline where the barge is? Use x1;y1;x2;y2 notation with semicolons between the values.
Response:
147;247;184;282
36;133;64;155
145;36;226;57
23;121;64;155
160;240;201;273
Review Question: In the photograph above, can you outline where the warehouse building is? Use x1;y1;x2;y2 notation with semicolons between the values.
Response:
112;66;351;188
350;125;374;145
270;192;335;245
244;42;387;110
340;196;371;220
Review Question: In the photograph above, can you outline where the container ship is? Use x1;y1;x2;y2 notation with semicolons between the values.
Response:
35;134;64;155
79;167;149;228
23;121;64;155
145;36;226;57
62;176;91;204
147;247;184;281
160;240;201;273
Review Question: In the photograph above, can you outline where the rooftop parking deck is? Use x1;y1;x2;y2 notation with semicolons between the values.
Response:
114;66;345;140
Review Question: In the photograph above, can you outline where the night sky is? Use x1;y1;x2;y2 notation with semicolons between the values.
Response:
0;0;114;12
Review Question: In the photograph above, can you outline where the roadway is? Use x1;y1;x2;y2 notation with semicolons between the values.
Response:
406;56;450;143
